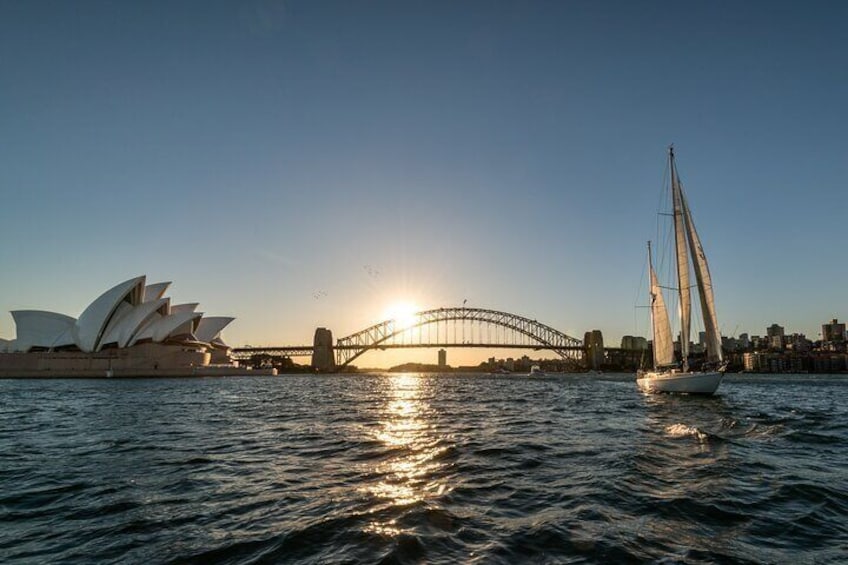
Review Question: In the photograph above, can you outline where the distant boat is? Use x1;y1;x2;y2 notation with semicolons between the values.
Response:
529;365;545;377
636;147;726;395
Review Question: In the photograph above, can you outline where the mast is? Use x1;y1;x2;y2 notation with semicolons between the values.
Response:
670;146;691;372
648;241;656;371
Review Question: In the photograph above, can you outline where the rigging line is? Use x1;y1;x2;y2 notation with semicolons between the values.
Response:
634;243;649;336
634;246;649;307
655;154;671;227
656;188;675;284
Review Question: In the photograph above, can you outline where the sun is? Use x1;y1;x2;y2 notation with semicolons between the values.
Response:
384;301;420;331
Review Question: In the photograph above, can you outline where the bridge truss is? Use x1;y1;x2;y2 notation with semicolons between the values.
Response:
231;346;313;359
334;307;584;368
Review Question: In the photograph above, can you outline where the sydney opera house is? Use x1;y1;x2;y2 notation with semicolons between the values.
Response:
0;276;273;377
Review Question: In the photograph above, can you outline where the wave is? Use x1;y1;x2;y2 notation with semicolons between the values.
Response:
664;423;709;441
1;374;846;563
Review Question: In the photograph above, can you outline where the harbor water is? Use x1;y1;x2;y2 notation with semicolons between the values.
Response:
1;373;846;563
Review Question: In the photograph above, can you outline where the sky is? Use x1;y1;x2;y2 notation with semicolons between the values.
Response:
1;0;846;367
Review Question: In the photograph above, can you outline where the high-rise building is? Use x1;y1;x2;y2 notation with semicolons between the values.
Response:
822;319;846;343
767;324;785;350
437;348;447;368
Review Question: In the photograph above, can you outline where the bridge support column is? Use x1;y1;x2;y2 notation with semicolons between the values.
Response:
584;330;604;371
311;327;336;372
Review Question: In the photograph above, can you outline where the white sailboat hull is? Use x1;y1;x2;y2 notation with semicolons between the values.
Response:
636;370;724;395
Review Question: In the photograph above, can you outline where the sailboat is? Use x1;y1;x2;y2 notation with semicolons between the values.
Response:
636;146;727;395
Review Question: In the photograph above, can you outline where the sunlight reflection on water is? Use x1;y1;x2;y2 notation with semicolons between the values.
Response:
363;373;448;535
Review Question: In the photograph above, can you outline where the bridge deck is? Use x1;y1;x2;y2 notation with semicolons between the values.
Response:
231;343;587;359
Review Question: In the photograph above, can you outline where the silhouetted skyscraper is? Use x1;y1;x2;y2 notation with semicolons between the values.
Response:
822;319;846;343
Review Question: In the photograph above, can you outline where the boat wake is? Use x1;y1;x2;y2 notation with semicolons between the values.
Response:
664;423;709;441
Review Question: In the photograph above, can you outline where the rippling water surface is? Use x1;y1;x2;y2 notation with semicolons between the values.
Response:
2;373;847;563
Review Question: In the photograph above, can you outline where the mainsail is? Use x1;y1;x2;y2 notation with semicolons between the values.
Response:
682;193;723;363
670;152;691;368
650;263;674;367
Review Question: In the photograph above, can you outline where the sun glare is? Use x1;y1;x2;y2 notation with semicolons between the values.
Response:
384;301;420;330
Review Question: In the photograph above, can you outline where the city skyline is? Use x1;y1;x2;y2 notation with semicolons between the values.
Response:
2;1;846;368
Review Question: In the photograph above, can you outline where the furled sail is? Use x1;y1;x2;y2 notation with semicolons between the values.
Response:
650;264;674;367
682;193;723;363
671;156;691;367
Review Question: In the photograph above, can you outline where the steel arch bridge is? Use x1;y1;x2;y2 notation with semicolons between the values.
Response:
333;307;584;368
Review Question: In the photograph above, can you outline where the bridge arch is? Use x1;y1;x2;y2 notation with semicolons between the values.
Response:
334;307;584;368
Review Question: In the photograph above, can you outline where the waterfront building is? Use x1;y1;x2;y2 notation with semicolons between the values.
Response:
788;355;806;372
822;319;846;343
743;352;759;372
767;324;785;350
812;354;848;373
787;333;812;352
0;276;262;377
765;354;787;373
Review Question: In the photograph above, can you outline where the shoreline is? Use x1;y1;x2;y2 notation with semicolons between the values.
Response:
0;367;277;379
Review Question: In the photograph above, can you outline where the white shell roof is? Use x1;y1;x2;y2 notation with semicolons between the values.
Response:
98;298;170;349
130;311;203;344
5;275;235;353
129;312;163;345
170;303;199;314
74;276;146;352
143;282;171;303
195;317;235;343
169;315;203;338
96;301;134;349
10;310;76;351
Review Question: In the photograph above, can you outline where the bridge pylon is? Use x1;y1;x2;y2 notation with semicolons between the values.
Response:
583;330;604;370
311;327;336;372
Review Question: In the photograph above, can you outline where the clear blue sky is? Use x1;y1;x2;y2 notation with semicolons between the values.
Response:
1;1;846;366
